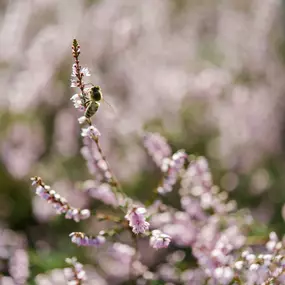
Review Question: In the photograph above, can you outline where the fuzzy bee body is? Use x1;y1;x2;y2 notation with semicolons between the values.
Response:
85;100;100;119
84;86;102;119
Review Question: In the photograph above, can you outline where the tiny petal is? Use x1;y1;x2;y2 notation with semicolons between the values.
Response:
150;230;171;249
80;209;91;220
65;209;73;219
72;209;80;222
35;186;45;196
71;94;84;109
81;67;91;76
125;207;150;234
78;116;87;124
70;78;77;87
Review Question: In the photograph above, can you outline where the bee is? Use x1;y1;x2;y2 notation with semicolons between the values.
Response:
84;85;114;120
84;85;102;119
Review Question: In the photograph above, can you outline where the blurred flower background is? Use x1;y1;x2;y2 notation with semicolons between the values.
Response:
1;0;285;284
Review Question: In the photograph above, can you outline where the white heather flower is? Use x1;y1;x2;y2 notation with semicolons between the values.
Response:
79;209;91;220
150;230;171;249
71;64;77;77
81;126;101;138
70;94;83;110
70;78;77;88
234;261;244;270
81;67;91;76
64;257;87;282
125;207;150;234
266;232;279;252
213;267;234;284
246;254;256;264
78;116;87;124
249;263;260;271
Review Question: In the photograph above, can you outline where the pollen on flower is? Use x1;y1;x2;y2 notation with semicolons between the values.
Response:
125;207;150;234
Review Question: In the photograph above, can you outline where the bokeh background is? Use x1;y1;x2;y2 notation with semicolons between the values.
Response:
1;0;285;283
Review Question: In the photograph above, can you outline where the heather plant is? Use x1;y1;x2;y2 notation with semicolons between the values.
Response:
1;1;285;284
23;39;285;285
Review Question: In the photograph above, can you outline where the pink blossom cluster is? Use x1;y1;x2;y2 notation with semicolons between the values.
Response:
125;207;150;234
31;176;91;222
69;232;106;247
64;257;87;284
158;149;188;194
143;132;172;167
27;38;285;285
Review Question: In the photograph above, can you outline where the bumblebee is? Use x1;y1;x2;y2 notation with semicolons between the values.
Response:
84;85;102;119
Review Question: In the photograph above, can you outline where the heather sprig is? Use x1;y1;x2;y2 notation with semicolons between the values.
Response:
64;257;87;285
28;38;285;285
30;176;90;222
71;39;125;204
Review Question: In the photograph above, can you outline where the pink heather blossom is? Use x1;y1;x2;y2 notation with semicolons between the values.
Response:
8;249;29;284
125;207;150;234
158;150;187;194
143;132;172;167
84;181;118;206
31;177;90;222
150;230;171;249
110;243;135;264
81;126;101;139
64;257;87;283
69;232;106;247
213;267;234;284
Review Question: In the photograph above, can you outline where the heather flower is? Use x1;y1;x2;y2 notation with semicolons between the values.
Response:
69;232;106;247
70;78;77;88
110;243;135;264
150;230;171;249
78;116;87;124
125;207;150;234
31;177;90;222
64;257;87;284
81;126;101;139
158;150;187;194
213;267;234;284
71;64;77;78
81;67;91;77
70;94;84;110
8;249;29;285
143;132;172;167
71;65;90;79
266;231;280;252
84;181;118;206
